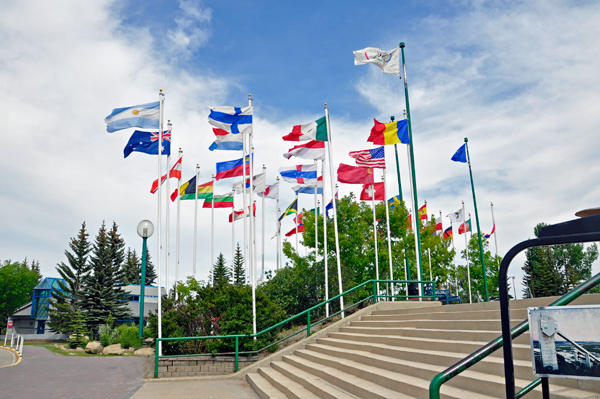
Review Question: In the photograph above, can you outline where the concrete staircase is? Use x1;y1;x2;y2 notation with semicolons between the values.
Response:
246;295;600;399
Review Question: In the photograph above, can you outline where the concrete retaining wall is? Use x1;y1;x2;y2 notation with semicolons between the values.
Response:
147;355;262;379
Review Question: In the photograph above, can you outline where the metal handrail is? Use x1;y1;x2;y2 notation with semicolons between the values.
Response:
429;263;600;399
155;279;435;377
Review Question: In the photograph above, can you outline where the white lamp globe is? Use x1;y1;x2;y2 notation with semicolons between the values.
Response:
137;220;154;238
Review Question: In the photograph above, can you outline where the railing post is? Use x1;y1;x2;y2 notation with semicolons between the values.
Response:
373;280;378;303
306;310;311;337
154;338;159;378
235;336;239;372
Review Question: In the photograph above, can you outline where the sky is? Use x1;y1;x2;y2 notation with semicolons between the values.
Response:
2;0;600;299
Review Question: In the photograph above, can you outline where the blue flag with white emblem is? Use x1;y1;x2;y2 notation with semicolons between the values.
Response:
123;130;171;158
451;144;467;163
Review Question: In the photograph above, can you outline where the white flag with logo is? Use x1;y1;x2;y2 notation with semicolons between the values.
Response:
353;47;401;76
447;208;465;223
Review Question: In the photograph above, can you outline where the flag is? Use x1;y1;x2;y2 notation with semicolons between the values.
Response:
294;213;303;225
458;219;472;234
151;156;182;193
283;140;325;160
451;144;467;163
418;204;428;221
447;208;465;223
232;172;266;194
443;227;453;239
279;198;298;221
179;178;213;201
203;193;234;208
282;116;328;141
258;182;279;199
209;129;243;151
337;163;374;185
308;207;320;216
124;130;171;158
485;224;496;239
229;209;244;222
207;106;253;134
325;192;339;218
279;164;320;185
285;224;305;237
368;119;409;146
388;195;403;210
353;47;401;76
292;185;323;195
348;146;386;168
407;213;413;230
216;155;251;180
360;182;385;201
435;221;443;234
105;101;160;133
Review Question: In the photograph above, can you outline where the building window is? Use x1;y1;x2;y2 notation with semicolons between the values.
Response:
37;321;45;334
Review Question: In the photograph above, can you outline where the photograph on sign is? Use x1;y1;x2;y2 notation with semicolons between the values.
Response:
528;305;600;380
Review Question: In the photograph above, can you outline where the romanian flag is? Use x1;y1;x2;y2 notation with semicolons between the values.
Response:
203;193;234;208
418;204;428;220
179;178;213;201
279;198;298;221
368;119;409;145
443;227;453;239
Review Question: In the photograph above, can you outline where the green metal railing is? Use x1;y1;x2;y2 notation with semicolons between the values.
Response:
155;279;435;377
429;270;600;399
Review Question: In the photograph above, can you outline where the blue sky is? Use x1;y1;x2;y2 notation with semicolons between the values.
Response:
2;0;600;299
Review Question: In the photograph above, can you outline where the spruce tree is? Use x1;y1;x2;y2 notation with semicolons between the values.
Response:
67;310;88;349
212;253;231;288
232;243;245;286
108;222;126;284
81;222;130;336
122;247;157;286
143;249;157;286
48;222;91;334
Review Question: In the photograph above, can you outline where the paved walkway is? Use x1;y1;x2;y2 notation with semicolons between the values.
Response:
0;345;144;399
0;347;18;367
132;378;259;399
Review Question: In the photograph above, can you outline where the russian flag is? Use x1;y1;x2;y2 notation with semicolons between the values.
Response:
216;155;251;180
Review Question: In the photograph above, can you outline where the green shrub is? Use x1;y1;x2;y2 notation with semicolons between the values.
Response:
115;324;142;348
100;333;111;347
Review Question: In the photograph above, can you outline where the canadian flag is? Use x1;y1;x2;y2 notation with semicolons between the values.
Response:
229;203;256;222
151;157;182;194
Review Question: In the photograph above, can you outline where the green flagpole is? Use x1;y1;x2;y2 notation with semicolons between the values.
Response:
464;138;489;301
400;42;424;294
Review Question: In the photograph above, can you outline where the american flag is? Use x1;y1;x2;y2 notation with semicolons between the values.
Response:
348;146;386;168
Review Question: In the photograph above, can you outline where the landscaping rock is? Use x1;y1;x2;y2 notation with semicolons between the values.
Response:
75;347;85;353
134;347;155;356
103;344;124;355
143;338;153;346
126;347;135;353
85;341;103;354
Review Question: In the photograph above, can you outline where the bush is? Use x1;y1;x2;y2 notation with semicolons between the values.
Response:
100;333;110;347
115;324;142;348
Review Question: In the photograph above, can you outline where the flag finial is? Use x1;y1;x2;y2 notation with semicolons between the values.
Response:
464;137;468;143
400;42;405;48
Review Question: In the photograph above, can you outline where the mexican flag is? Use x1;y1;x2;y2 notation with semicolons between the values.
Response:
282;116;328;142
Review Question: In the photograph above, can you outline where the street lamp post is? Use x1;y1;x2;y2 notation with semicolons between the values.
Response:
137;220;154;338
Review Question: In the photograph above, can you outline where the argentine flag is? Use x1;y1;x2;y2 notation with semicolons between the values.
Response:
104;101;160;133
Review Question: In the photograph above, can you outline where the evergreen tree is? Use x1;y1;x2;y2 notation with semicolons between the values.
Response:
67;310;88;349
122;248;157;286
143;249;157;286
81;222;130;336
212;253;231;288
108;222;126;284
232;243;245;286
48;222;92;334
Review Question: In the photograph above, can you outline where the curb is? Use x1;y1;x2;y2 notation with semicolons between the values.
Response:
0;346;22;368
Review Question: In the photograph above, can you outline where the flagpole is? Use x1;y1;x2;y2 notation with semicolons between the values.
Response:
448;218;458;295
232;197;235;271
371;183;380;297
399;112;411;284
428;248;432;282
242;102;249;284
156;89;165;357
314;160;318;262
193;165;199;276
276;176;280;270
399;43;424;298
383;170;394;300
322;159;329;317
325;104;344;317
464;138;489;301
211;174;215;286
491;202;498;260
295;192;299;252
248;95;257;339
175;148;182;301
406;144;421;300
463;200;472;303
261;165;266;282
165;121;172;296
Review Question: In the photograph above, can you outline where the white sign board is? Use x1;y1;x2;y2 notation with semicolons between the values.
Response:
528;305;600;380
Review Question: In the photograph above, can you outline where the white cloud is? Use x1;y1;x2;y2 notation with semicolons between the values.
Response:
166;0;212;57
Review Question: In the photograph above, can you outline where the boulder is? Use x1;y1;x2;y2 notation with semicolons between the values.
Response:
126;347;135;353
134;347;155;356
103;344;124;355
85;341;103;354
75;347;85;353
143;338;154;346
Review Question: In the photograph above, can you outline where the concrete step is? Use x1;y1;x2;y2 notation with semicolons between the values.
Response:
271;361;360;399
247;372;288;399
259;366;321;399
349;319;522;331
360;309;528;322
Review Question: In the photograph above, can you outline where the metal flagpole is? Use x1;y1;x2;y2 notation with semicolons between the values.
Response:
491;202;498;260
156;89;165;357
464;139;489;301
448;218;459;295
406;144;421;300
314;160;318;261
325;104;344;317
211;174;215;285
232;196;235;270
371;183;380;296
399;43;424;297
193;165;199;275
175;148;182;301
276;176;280;270
398;113;411;284
165;121;172;296
242;102;249;284
261;165;266;282
383;171;394;301
428;248;432;282
295;193;299;252
322;159;329;317
248;95;256;339
463;201;472;303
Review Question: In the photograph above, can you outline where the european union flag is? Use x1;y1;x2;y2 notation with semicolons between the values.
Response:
124;130;171;158
451;144;467;163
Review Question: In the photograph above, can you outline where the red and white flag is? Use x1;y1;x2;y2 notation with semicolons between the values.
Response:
151;157;182;193
283;140;325;160
230;203;257;222
360;182;385;201
285;224;305;237
257;181;279;199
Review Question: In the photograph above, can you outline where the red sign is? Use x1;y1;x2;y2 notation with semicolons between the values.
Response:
7;321;13;328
